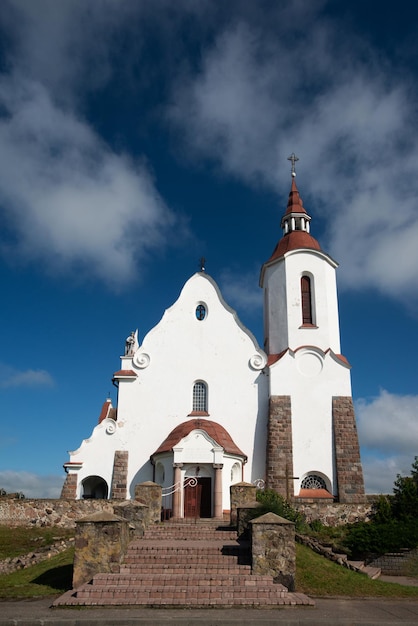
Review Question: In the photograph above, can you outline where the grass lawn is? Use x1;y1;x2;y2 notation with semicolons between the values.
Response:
296;543;418;598
0;548;74;598
0;526;73;560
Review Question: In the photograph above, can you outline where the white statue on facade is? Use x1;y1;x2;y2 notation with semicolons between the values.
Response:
125;330;138;356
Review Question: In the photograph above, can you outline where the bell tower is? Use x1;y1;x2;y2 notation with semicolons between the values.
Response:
261;156;365;503
260;159;341;357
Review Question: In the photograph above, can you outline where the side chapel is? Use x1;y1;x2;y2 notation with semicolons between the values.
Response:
61;159;365;516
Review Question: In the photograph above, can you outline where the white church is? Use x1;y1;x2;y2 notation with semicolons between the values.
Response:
61;160;365;517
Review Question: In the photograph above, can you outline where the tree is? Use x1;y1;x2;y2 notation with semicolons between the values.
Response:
392;456;418;521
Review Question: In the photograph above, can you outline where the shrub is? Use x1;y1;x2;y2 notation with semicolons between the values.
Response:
255;488;306;531
344;520;418;559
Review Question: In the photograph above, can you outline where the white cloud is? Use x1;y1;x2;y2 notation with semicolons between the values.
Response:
0;0;140;102
0;2;190;289
169;7;418;308
0;362;54;388
356;389;418;493
0;470;63;498
0;75;176;288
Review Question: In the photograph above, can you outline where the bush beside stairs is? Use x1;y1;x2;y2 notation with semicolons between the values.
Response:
54;520;314;608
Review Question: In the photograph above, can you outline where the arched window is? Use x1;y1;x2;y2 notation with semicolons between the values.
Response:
300;474;327;490
301;275;313;325
192;381;207;412
231;462;241;484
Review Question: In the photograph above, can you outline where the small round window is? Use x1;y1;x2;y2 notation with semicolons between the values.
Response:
195;304;206;321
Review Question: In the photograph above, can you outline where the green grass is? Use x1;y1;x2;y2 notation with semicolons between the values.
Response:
0;526;74;560
296;543;418;598
0;547;74;598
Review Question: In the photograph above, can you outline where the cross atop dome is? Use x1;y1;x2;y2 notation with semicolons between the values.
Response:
287;152;299;178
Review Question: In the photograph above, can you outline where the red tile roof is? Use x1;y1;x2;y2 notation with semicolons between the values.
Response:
267;230;321;263
98;399;112;424
152;418;246;459
265;177;321;264
285;177;308;215
296;488;334;499
267;350;288;366
113;369;137;378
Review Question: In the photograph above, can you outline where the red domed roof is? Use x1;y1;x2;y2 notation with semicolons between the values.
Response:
152;418;246;459
267;230;321;263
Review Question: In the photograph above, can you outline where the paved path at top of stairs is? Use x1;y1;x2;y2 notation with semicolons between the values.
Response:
54;520;314;608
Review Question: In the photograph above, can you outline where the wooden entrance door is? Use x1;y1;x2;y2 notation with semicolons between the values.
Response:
184;477;212;518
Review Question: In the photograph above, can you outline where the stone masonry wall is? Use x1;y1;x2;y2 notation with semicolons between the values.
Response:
266;396;294;498
110;450;129;499
368;548;418;576
294;499;375;526
333;396;365;504
0;496;377;529
0;498;115;528
60;474;77;499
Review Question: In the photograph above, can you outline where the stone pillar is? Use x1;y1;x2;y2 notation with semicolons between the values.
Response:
172;463;183;519
110;450;129;499
333;396;365;504
230;482;257;526
249;512;296;591
73;512;130;588
134;481;162;524
213;464;223;519
266;396;294;499
113;501;147;537
60;473;77;499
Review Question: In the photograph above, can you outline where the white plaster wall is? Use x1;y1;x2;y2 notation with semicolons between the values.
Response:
269;350;352;496
262;262;287;354
262;250;341;355
67;418;126;498
69;273;268;504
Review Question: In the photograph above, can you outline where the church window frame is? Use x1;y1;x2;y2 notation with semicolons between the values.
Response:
195;302;207;321
192;381;208;412
300;273;316;327
300;473;330;492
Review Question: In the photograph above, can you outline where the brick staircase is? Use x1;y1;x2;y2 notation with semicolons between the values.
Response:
54;520;314;608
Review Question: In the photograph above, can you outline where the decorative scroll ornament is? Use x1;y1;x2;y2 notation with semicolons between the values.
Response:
249;352;267;370
105;420;116;435
184;476;198;488
133;352;150;369
253;478;265;490
161;476;198;498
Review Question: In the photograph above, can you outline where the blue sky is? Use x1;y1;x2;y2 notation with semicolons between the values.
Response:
0;0;418;498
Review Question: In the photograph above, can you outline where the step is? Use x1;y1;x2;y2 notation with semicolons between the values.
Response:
90;572;273;585
362;566;381;580
53;520;315;608
56;585;314;607
120;565;252;574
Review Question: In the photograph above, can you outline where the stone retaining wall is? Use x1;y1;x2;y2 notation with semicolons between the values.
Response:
368;548;418;576
294;498;377;526
0;495;378;528
0;498;115;528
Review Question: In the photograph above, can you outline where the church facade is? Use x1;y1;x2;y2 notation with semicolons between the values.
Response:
61;170;365;516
